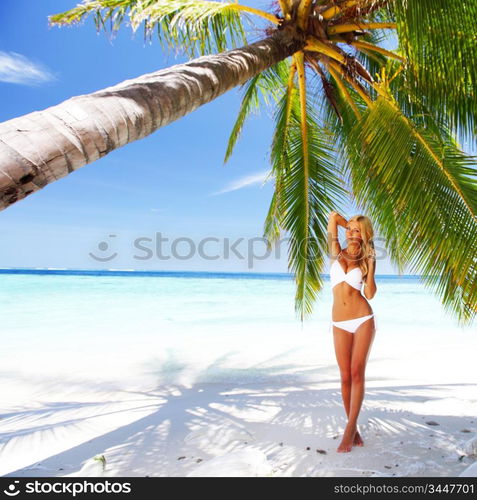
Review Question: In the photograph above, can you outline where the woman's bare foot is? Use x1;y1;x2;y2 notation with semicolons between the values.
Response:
337;424;357;453
353;429;364;447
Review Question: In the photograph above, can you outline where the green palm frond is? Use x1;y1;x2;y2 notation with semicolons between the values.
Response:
223;72;262;165
263;60;298;250
49;0;263;58
317;72;359;141
283;104;344;322
343;85;477;325
224;59;290;165
392;0;477;145
264;61;349;322
316;59;366;199
48;0;129;31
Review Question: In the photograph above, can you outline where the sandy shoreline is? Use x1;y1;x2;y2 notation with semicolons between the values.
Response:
2;336;477;477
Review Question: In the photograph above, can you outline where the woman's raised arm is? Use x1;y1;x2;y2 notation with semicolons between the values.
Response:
327;211;348;258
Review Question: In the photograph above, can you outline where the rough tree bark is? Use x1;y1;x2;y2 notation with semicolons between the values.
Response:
0;23;305;211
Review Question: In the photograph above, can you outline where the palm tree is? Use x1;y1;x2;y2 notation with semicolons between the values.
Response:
0;0;476;325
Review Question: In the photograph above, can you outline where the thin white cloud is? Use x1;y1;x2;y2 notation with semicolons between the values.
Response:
0;51;56;85
210;170;272;196
76;178;147;197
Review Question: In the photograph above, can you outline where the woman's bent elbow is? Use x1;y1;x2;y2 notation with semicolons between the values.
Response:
364;286;377;300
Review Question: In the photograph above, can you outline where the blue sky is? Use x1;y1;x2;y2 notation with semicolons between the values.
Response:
0;0;429;274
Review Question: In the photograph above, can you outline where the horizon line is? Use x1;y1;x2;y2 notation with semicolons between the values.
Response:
0;267;423;277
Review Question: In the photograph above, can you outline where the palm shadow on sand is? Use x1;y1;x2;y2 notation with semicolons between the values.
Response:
2;349;476;478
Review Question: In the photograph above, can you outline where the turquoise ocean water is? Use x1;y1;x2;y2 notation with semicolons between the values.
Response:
0;269;474;389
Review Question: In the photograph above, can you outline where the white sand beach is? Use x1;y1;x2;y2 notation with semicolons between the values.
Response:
2;0;477;481
1;318;476;478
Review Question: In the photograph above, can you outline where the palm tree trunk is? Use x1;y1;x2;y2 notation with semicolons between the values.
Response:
0;24;305;211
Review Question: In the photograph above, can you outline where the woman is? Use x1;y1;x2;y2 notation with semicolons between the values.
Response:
327;211;378;453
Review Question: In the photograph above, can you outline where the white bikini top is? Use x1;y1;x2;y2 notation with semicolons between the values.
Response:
330;251;363;291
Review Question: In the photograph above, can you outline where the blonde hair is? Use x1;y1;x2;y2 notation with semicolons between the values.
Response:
347;214;375;281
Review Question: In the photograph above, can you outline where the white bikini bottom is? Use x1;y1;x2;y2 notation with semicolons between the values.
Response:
329;313;377;334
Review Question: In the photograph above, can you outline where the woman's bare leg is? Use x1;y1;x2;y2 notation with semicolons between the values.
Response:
332;331;363;446
332;326;354;450
339;317;376;452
